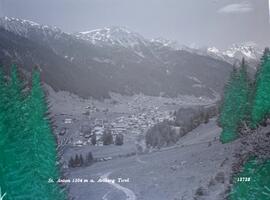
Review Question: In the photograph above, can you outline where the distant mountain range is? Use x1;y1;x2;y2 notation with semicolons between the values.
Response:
0;17;249;99
156;41;262;67
207;44;262;62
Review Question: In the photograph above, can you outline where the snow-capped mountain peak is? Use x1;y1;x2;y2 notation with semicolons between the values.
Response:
223;43;261;60
3;16;40;27
75;26;147;48
205;43;263;65
0;16;263;68
0;16;62;38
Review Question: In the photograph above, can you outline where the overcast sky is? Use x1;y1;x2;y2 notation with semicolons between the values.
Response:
0;0;269;49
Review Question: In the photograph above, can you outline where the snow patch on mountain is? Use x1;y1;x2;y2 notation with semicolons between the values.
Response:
0;16;62;38
207;47;220;54
205;43;263;66
76;26;147;48
150;37;181;50
222;43;262;60
1;16;263;73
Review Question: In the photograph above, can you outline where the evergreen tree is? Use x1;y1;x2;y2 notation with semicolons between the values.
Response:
74;154;80;167
0;65;30;199
219;60;250;143
91;134;97;145
68;157;75;168
0;66;9;198
86;152;94;166
238;59;252;124
0;67;7;144
230;159;270;200
251;48;270;126
103;130;113;145
22;70;65;200
0;65;65;200
115;134;124;145
79;154;84;167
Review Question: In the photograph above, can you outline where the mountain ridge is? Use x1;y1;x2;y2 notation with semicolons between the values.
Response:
0;17;233;99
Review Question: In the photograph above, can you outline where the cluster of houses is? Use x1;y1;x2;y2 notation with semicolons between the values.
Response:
58;97;176;148
67;118;127;147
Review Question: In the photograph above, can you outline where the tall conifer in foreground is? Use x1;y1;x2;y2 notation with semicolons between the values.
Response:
0;65;29;199
0;66;65;200
251;48;270;126
219;60;250;143
23;70;65;200
0;67;8;198
229;49;270;200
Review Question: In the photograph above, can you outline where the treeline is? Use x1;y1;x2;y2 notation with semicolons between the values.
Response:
0;65;66;200
102;131;124;146
145;104;219;148
219;48;270;199
219;48;270;143
68;152;94;168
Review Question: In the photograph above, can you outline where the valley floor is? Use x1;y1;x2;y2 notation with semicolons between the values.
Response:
67;119;239;200
47;88;238;200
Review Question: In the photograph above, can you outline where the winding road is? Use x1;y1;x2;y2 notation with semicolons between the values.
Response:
135;156;147;164
101;172;136;200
